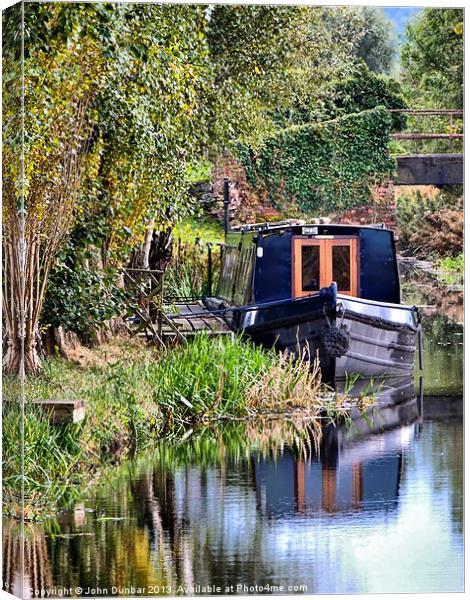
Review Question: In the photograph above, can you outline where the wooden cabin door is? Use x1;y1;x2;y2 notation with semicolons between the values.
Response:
293;237;358;298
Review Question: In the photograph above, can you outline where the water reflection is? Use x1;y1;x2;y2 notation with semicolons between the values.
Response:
418;314;463;396
400;263;463;396
4;386;463;596
3;521;53;598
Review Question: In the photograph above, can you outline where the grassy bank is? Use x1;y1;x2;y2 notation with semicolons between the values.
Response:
435;252;464;287
173;215;224;244
3;335;373;519
165;215;224;299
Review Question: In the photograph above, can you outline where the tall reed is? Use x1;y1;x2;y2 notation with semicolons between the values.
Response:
164;239;221;300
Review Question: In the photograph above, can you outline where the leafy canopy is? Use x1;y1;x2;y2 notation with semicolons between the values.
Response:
401;8;463;108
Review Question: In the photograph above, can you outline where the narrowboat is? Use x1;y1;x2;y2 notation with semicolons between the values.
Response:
203;217;421;382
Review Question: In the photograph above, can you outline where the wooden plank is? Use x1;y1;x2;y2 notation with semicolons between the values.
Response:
35;399;85;424
161;302;233;343
161;330;233;340
123;268;164;274
177;304;198;316
388;108;463;116
160;311;187;343
391;133;463;140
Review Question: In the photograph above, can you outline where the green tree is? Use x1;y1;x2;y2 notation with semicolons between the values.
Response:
90;3;210;264
401;8;463;107
3;3;103;374
357;7;396;74
327;63;407;130
273;7;397;128
204;5;305;148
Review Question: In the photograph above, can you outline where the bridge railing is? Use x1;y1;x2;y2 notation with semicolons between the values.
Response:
389;109;463;153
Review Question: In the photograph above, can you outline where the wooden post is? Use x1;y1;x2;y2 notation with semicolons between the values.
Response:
449;113;454;152
223;178;230;234
207;243;213;297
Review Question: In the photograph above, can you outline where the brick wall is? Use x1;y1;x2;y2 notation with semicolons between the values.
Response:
193;153;397;230
330;182;397;230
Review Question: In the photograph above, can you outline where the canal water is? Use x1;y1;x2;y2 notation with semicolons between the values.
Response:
4;268;463;596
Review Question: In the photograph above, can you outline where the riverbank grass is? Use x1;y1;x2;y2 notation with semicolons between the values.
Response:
3;334;373;518
435;252;464;286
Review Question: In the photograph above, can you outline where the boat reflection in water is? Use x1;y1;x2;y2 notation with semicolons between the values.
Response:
4;375;463;596
255;376;419;518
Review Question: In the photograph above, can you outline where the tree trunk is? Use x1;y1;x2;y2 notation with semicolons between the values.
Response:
2;333;22;377
3;229;44;376
142;219;155;270
2;228;25;376
24;334;41;375
149;228;173;272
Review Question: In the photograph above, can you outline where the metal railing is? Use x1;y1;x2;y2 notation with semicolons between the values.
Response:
389;109;463;146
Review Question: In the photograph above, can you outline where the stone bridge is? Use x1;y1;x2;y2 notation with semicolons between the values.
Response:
395;153;463;186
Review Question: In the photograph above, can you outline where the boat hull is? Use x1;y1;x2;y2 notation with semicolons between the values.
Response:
236;292;419;381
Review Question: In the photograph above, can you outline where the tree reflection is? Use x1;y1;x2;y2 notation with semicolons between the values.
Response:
4;396;463;595
3;520;52;598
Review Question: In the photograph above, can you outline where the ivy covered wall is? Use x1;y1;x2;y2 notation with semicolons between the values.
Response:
237;107;395;215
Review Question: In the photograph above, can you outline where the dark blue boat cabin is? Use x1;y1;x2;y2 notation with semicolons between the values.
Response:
216;222;401;306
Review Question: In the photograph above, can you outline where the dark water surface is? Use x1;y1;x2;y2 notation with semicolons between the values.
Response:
4;269;463;596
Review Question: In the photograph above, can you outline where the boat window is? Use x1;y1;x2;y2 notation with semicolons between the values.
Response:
301;245;320;291
332;245;351;291
293;236;358;298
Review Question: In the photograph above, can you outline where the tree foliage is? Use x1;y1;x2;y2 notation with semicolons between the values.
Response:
205;5;306;147
326;64;407;130
357;7;396;74
303;6;395;82
401;8;463;107
91;4;211;262
273;7;398;128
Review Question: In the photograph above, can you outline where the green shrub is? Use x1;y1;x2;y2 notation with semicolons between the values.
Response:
41;218;134;342
2;402;84;516
396;189;463;257
327;65;407;131
436;252;464;286
438;253;464;273
42;263;132;342
237;107;394;214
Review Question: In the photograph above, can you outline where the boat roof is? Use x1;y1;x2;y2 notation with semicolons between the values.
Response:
230;220;393;234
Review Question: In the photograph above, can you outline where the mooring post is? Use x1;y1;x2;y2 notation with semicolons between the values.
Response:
417;375;424;424
418;323;423;371
207;243;213;297
223;178;230;234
